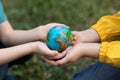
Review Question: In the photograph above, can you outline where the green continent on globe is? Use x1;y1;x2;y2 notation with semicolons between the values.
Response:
47;25;73;52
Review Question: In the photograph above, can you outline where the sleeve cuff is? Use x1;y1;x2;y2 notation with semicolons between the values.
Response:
91;13;120;42
99;42;109;63
91;16;112;42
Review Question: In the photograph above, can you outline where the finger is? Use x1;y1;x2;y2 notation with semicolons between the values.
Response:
45;46;72;60
72;33;77;41
45;50;59;57
73;36;77;41
71;37;76;45
55;46;73;66
47;23;69;28
64;62;73;66
62;46;72;54
55;58;69;66
45;52;66;60
72;41;76;45
55;55;70;66
52;23;69;28
57;24;69;28
44;58;57;66
72;31;77;35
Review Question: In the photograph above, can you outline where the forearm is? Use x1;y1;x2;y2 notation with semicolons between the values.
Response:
0;21;41;46
80;29;100;43
3;30;39;46
0;42;36;65
81;43;100;58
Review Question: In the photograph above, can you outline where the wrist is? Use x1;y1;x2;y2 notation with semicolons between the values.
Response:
75;43;87;57
90;28;100;42
82;43;100;58
30;26;44;41
33;25;47;42
28;42;39;53
30;41;45;54
80;29;100;43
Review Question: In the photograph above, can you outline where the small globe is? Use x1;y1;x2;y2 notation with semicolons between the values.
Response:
47;25;73;52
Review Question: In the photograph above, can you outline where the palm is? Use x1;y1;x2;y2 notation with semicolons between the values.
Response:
37;23;67;42
61;43;83;65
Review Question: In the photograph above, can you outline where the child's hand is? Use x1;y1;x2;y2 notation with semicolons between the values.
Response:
72;28;100;43
34;42;67;60
33;23;68;42
44;43;84;66
44;43;100;66
44;46;72;60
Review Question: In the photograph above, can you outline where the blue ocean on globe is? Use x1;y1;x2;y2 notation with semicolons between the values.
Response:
47;25;73;52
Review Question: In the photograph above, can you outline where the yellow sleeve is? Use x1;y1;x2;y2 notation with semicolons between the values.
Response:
91;12;120;42
100;41;120;68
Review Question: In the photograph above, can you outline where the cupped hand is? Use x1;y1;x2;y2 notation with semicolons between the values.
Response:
34;23;69;42
44;43;84;66
35;41;70;60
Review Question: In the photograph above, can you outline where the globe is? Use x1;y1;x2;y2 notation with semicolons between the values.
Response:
47;25;73;52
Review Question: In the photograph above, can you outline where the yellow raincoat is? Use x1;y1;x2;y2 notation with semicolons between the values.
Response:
91;12;120;68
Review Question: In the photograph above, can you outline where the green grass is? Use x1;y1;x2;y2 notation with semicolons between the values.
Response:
2;0;120;80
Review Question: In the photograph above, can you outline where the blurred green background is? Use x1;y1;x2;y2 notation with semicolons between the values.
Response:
2;0;120;80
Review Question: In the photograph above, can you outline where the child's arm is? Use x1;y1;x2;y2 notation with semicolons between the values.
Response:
72;28;100;43
1;1;67;46
0;21;65;46
0;41;61;65
46;41;120;68
0;42;36;64
45;43;100;66
72;12;120;43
